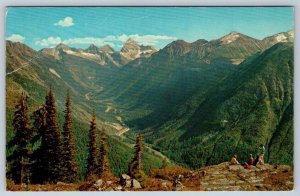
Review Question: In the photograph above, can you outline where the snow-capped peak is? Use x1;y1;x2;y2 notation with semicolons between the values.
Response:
221;32;241;44
287;30;294;39
274;33;289;42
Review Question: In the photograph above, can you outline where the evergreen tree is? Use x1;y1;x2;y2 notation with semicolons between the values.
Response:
99;128;112;179
128;133;144;179
61;91;79;182
30;106;47;184
85;111;99;181
7;92;32;184
37;85;63;183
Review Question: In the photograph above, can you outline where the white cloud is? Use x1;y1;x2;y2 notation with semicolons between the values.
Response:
54;17;74;27
118;34;177;46
35;37;61;46
35;34;177;48
62;34;177;46
62;37;115;47
6;34;25;43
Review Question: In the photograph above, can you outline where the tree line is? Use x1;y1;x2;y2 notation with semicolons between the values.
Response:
7;85;144;184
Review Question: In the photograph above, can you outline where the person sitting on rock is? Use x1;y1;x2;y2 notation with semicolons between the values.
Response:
230;155;240;165
244;162;251;169
258;144;265;165
248;154;254;165
253;144;265;166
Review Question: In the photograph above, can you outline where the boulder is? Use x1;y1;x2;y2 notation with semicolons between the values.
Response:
132;179;142;189
121;174;131;180
114;185;123;191
173;178;184;191
199;170;207;177
105;187;114;191
95;179;103;188
120;174;132;187
125;179;132;188
56;181;67;185
162;182;168;188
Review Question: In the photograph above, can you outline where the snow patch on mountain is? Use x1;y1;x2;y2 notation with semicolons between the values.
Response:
221;32;240;44
64;49;76;55
48;68;61;79
275;33;288;42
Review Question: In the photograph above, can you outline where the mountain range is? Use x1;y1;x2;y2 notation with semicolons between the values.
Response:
6;30;294;172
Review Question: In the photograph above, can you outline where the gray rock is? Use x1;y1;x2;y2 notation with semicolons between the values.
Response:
199;170;207;177
105;187;114;191
95;179;103;188
173;180;184;191
177;174;184;180
125;179;131;188
106;181;113;185
121;174;131;180
162;182;168;188
114;185;123;191
56;181;67;185
132;179;142;189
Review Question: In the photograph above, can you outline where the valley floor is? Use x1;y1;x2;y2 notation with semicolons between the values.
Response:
7;162;293;191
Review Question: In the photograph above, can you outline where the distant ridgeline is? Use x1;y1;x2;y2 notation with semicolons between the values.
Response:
6;30;293;180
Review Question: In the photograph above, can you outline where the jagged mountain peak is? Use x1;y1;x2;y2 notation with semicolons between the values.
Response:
121;38;139;51
262;30;294;47
172;39;191;45
6;40;36;58
192;39;208;45
161;40;192;56
125;38;138;44
87;44;98;50
219;31;246;44
120;38;157;61
55;43;70;50
99;44;115;53
85;44;99;54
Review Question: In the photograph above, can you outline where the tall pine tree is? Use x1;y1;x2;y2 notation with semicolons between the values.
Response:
30;106;47;184
85;111;99;181
39;85;63;183
128;132;144;179
7;92;32;184
61;91;79;182
99;128;112;179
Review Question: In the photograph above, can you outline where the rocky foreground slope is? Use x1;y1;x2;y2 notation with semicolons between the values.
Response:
7;162;293;191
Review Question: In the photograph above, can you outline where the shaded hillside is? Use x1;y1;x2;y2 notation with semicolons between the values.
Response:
146;43;293;168
97;39;236;129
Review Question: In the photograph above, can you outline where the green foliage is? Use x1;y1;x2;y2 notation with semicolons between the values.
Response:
85;111;99;180
7;92;32;184
99;128;112;179
61;91;79;182
128;133;144;179
32;86;64;183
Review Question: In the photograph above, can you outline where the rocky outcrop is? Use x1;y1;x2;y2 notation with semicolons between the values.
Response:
8;163;293;191
120;38;157;61
192;162;293;191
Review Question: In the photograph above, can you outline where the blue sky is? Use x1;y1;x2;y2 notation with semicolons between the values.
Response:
6;7;294;50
